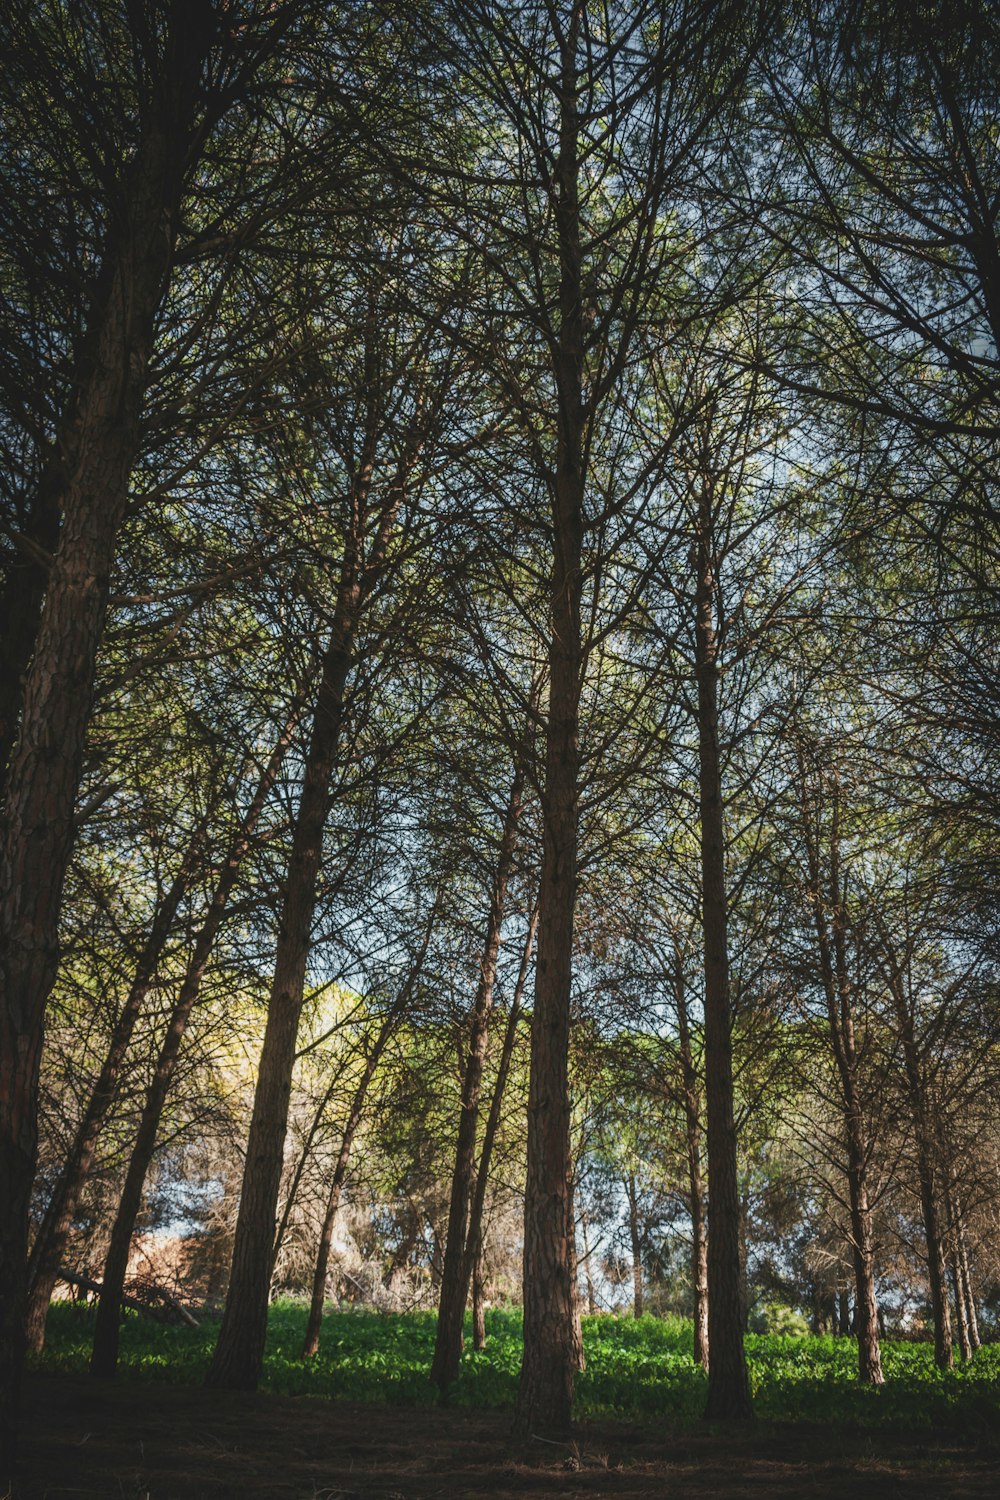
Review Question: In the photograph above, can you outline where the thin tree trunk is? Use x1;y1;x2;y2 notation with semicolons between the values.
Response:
302;911;436;1359
953;1201;980;1351
0;14;211;1466
695;488;753;1423
944;1180;971;1360
515;4;585;1439
798;765;883;1385
89;708;299;1379
673;956;709;1369
462;903;538;1352
838;1291;851;1336
432;766;525;1393
471;1240;487;1350
24;811;211;1352
580;1208;597;1317
627;1173;643;1319
874;921;953;1371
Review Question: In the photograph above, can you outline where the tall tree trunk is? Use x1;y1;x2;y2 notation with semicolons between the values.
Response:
89;708;299;1379
673;956;709;1369
24;811;211;1352
432;765;525;1394
515;4;585;1439
875;921;953;1371
953;1200;980;1351
798;764;883;1385
944;1180;971;1360
463;904;538;1349
301;911;436;1360
0;14;210;1467
695;490;753;1422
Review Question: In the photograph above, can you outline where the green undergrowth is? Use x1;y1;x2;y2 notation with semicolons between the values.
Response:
34;1301;1000;1431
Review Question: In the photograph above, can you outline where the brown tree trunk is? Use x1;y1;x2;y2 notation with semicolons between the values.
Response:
627;1173;644;1319
472;1240;487;1350
301;912;436;1360
875;923;953;1371
462;904;538;1354
201;620;355;1390
673;957;709;1369
695;492;753;1422
89;709;299;1379
432;766;524;1393
514;5;585;1440
944;1180;971;1360
954;1204;980;1351
0;487;60;799
798;766;883;1385
24;812;210;1352
0;14;210;1467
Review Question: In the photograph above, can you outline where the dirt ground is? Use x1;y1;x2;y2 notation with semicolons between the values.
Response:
16;1372;999;1499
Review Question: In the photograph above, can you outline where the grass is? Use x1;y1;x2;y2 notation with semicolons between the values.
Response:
33;1301;1000;1430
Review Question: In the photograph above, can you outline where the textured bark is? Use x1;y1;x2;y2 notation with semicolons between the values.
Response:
674;961;709;1369
514;7;585;1438
798;772;883;1385
432;767;524;1394
0;12;211;1469
24;815;209;1353
89;710;298;1379
301;913;436;1360
695;491;753;1422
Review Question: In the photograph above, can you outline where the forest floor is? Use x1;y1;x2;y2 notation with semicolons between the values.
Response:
18;1371;1000;1500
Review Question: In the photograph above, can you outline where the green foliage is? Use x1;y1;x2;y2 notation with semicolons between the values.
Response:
35;1303;1000;1431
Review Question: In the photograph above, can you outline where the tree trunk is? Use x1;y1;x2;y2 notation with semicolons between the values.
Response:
0;15;210;1466
514;5;585;1440
302;912;436;1360
24;812;210;1352
89;709;299;1379
627;1173;643;1319
954;1203;980;1351
695;491;753;1422
432;766;524;1393
462;904;537;1355
798;765;883;1385
876;926;953;1371
673;958;709;1369
472;1240;487;1351
0;487;60;799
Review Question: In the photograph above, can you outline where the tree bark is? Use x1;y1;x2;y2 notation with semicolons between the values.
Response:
514;4;585;1440
432;765;524;1393
471;1240;487;1350
24;811;210;1352
89;707;299;1379
0;10;211;1468
695;488;753;1422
